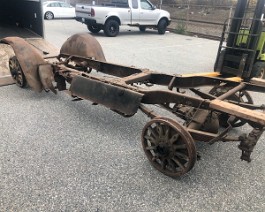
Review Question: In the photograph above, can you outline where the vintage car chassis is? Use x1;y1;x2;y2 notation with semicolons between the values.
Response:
1;34;265;178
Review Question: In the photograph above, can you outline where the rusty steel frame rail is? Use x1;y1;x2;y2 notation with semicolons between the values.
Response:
59;54;265;93
56;54;265;126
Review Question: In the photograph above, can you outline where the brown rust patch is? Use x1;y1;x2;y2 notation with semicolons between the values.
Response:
1;37;48;92
60;33;106;62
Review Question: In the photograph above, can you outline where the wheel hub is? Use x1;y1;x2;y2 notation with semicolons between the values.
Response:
156;143;171;158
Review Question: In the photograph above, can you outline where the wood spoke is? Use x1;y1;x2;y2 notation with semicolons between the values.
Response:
174;144;187;150
144;135;157;145
172;157;185;171
145;146;156;151
175;152;189;161
155;123;164;138
169;133;180;144
167;159;176;170
142;118;196;177
148;126;158;139
163;125;170;140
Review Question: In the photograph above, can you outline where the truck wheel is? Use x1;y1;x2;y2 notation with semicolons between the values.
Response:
44;11;54;20
104;19;119;37
87;24;101;33
9;56;27;88
252;61;265;79
157;19;167;35
139;26;146;32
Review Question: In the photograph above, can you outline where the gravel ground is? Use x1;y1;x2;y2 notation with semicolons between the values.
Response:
0;20;264;211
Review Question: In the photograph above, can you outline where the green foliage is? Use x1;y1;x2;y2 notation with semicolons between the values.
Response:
174;19;186;34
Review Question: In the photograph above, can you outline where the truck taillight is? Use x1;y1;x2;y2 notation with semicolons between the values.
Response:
91;8;95;17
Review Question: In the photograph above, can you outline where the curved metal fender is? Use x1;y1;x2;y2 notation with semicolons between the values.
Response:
39;64;57;94
0;37;53;92
60;33;106;62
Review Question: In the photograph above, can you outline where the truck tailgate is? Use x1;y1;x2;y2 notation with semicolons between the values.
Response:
75;4;92;18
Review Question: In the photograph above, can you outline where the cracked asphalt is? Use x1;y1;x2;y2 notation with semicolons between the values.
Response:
0;19;264;211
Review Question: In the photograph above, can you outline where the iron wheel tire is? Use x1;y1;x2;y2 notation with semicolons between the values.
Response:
104;19;119;37
141;117;197;178
44;11;54;20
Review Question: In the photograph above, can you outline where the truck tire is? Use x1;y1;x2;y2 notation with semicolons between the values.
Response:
104;19;119;37
252;61;265;79
44;11;54;20
87;24;101;34
157;19;167;35
139;26;146;32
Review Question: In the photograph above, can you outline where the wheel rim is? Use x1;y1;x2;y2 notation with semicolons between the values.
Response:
141;118;196;177
9;57;26;88
109;25;117;35
46;12;53;20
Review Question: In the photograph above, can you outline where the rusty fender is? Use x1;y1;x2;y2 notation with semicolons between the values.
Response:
60;33;106;66
1;37;55;93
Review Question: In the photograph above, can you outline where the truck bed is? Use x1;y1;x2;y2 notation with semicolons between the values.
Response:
0;24;40;39
0;24;58;80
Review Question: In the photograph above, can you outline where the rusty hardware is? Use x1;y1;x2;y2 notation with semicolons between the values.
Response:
238;128;264;162
1;33;265;178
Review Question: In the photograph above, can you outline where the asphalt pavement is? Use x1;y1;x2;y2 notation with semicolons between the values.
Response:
0;19;264;211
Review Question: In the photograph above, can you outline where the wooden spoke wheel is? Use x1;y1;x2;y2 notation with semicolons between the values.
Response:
141;118;197;178
209;85;253;128
9;56;26;88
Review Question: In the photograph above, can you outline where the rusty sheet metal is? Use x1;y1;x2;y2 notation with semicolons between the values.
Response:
70;75;143;116
26;38;59;57
0;38;59;88
60;33;106;62
39;64;56;94
25;38;59;56
1;37;47;92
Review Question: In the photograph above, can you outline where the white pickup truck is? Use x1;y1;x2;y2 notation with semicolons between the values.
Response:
75;0;171;37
